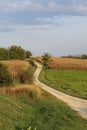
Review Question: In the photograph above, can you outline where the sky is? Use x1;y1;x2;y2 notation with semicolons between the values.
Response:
0;0;87;56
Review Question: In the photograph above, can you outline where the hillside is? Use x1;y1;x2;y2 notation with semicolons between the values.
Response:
0;87;87;130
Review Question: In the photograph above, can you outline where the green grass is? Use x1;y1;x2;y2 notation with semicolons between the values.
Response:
39;68;87;99
0;91;87;130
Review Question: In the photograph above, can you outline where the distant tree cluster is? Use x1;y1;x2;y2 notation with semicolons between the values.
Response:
62;54;87;59
0;45;32;60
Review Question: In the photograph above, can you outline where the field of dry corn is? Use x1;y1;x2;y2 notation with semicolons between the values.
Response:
36;56;87;70
0;60;30;79
48;57;87;70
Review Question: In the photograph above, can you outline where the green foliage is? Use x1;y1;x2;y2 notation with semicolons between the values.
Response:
21;127;37;130
81;54;87;59
0;48;10;60
9;45;26;59
29;59;36;67
0;93;87;130
62;54;87;59
42;52;52;79
19;67;35;84
26;51;32;58
42;52;52;68
0;46;32;60
39;69;87;99
0;63;13;86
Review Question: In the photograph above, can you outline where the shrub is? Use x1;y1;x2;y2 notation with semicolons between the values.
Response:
0;48;10;60
20;67;34;84
0;63;13;86
29;59;36;67
9;45;26;59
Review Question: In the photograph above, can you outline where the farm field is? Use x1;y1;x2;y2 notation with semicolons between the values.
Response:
48;57;87;70
36;56;87;70
39;69;87;99
39;57;87;99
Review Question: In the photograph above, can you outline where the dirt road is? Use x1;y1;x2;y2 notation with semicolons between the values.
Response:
34;62;87;120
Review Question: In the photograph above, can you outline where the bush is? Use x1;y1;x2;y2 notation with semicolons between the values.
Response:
20;67;34;84
0;48;10;60
29;59;36;67
0;63;13;86
9;45;26;59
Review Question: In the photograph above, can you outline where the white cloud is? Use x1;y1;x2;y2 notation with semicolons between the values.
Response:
37;16;66;25
48;2;57;9
0;0;87;29
77;5;87;12
15;24;54;30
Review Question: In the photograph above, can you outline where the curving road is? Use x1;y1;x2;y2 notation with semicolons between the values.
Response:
34;62;87;120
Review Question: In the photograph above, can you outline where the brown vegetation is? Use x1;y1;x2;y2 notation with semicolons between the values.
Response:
48;57;87;70
0;60;30;79
0;85;42;98
36;56;87;70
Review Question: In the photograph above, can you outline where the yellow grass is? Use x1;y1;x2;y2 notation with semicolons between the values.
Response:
0;60;30;78
0;85;42;98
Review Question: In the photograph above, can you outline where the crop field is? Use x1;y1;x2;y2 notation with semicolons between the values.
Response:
39;68;87;99
36;56;87;70
38;57;87;99
49;58;87;70
48;57;87;70
0;60;30;79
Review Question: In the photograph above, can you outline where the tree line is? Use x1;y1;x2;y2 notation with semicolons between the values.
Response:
0;45;32;60
62;54;87;59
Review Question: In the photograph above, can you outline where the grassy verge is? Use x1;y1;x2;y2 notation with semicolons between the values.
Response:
0;85;87;130
39;68;87;99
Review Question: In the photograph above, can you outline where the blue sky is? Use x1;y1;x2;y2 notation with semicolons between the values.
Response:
0;0;87;56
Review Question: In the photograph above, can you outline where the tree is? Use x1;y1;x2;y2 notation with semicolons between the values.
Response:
81;54;87;59
9;45;26;59
0;63;13;86
26;51;32;58
42;52;52;79
0;48;10;60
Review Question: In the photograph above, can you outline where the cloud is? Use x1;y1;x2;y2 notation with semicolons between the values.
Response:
0;25;14;32
15;24;54;30
37;16;66;25
0;0;87;15
0;0;87;33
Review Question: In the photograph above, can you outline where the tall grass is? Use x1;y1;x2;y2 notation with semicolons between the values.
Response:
0;85;42;99
0;60;30;79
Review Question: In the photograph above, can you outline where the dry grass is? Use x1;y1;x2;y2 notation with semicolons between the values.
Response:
0;60;41;98
0;60;30;78
0;85;42;98
48;57;87;70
